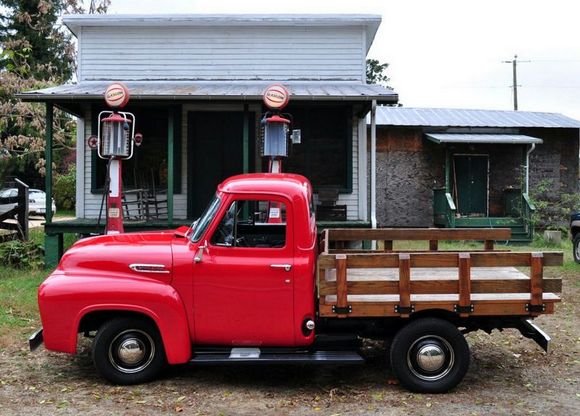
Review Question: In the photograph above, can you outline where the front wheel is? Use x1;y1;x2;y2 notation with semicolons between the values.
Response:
573;235;580;264
92;317;166;385
390;318;470;393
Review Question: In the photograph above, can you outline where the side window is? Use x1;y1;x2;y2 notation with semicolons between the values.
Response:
211;199;287;248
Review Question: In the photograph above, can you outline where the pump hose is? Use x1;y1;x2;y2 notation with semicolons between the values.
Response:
96;158;112;234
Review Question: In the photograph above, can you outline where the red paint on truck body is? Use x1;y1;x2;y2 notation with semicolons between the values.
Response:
38;174;316;361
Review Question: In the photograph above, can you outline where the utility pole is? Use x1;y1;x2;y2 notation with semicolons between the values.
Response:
502;54;530;111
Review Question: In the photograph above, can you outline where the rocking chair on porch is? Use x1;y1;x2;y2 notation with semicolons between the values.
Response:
122;169;168;221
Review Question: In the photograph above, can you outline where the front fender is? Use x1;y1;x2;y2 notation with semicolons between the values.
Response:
39;273;191;364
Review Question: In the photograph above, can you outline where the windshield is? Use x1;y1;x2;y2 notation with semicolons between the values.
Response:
190;194;221;242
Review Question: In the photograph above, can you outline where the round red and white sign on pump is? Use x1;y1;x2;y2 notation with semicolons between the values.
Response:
104;83;130;108
263;84;290;110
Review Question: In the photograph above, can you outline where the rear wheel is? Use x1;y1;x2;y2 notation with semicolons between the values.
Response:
390;318;470;393
92;317;166;385
573;234;580;264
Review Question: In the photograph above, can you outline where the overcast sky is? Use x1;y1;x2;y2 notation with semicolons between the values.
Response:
106;0;580;119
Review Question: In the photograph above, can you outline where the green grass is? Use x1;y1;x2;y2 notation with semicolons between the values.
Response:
0;268;47;330
54;209;75;218
392;238;579;270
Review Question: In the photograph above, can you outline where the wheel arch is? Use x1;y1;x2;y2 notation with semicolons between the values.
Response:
75;304;191;365
409;309;462;326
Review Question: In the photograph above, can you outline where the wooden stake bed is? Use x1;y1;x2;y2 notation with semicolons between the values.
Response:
318;229;563;318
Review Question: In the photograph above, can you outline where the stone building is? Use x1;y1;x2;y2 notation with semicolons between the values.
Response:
373;107;580;241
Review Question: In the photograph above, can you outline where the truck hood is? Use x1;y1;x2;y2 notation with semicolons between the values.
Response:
57;231;175;283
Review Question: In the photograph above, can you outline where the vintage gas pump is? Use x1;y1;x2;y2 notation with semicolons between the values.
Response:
87;83;142;234
262;84;293;174
261;84;300;222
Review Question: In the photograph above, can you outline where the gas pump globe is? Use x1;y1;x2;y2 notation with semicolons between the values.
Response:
87;83;142;235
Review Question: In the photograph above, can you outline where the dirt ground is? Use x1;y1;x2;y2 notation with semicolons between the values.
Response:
1;270;578;416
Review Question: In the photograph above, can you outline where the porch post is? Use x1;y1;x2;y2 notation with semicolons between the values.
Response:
243;103;249;173
45;103;53;224
167;108;174;227
445;147;451;193
44;102;62;268
370;100;377;230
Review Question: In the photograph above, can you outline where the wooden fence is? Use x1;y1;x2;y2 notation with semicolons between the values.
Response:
0;179;29;241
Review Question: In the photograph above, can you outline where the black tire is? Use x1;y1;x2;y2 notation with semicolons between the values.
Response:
92;317;166;385
390;318;470;393
573;235;580;264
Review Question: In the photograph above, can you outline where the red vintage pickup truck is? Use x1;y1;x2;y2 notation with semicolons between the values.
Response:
31;173;562;393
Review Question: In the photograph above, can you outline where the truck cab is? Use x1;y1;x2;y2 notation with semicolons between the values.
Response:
172;173;317;347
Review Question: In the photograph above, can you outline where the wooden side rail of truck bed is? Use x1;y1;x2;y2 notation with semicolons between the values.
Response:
321;227;513;252
317;229;563;319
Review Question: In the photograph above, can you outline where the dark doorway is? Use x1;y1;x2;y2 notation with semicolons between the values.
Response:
453;155;488;216
187;111;254;218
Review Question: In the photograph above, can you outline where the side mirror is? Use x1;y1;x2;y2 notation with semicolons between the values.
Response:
194;240;209;263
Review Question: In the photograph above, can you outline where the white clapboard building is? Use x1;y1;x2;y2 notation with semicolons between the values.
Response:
20;14;397;264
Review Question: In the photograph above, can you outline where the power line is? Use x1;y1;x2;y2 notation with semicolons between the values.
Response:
502;54;530;110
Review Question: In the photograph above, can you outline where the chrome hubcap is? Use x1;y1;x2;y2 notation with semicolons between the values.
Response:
407;335;454;381
109;329;155;374
118;338;146;365
416;344;445;372
575;241;580;260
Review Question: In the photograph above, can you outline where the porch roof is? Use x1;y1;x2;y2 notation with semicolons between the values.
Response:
425;133;544;145
18;80;398;104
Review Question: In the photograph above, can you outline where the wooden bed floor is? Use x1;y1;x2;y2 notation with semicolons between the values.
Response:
324;293;560;303
323;267;530;281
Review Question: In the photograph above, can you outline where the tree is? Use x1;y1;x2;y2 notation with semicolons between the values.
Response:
0;1;110;183
366;58;390;86
0;0;75;81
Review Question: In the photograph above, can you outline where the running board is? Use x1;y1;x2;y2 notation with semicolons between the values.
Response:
189;348;364;365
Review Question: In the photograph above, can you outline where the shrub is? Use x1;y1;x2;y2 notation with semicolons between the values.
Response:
54;165;76;211
0;239;44;269
530;179;580;233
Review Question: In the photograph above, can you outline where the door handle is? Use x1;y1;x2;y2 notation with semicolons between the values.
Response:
194;241;209;263
270;264;292;272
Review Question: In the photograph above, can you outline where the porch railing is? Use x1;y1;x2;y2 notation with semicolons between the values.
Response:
522;193;536;239
433;188;456;228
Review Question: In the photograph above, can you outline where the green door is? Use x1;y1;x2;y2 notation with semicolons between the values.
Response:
454;155;488;216
187;111;254;218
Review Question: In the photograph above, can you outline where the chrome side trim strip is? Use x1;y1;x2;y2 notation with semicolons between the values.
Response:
129;263;170;274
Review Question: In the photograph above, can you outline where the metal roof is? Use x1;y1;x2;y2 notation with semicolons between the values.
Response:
63;14;382;52
375;107;580;129
18;81;398;103
425;133;544;145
